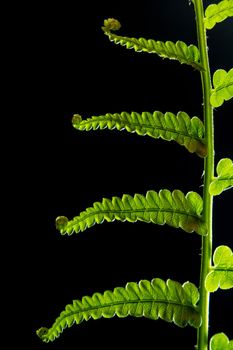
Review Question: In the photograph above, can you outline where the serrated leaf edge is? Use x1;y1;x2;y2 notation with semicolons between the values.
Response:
204;0;233;30
102;18;204;71
37;278;201;342
56;189;207;236
72;111;207;157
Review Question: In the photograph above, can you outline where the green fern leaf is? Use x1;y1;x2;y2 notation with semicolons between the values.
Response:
56;190;207;236
210;333;233;350
36;278;201;342
102;18;204;71
209;158;233;195
210;68;233;107
204;0;233;30
72;111;207;157
205;245;233;292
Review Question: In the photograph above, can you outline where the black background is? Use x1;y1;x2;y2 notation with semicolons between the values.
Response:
26;0;233;349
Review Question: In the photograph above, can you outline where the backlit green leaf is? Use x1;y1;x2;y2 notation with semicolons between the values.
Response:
37;278;201;342
72;111;207;157
204;0;233;29
209;158;233;195
210;68;233;107
56;190;207;236
205;245;233;292
102;18;203;70
210;332;233;350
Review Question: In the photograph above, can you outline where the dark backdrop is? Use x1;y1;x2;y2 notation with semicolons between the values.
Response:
27;1;233;349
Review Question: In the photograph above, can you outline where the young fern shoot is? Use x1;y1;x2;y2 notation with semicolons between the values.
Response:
37;1;233;349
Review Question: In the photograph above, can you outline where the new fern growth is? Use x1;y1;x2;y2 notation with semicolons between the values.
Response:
37;1;233;349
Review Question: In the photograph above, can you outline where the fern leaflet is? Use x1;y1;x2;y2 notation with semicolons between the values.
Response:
36;278;201;342
209;158;233;195
56;189;207;236
210;332;233;350
205;245;233;292
102;18;204;71
210;68;233;107
72;111;207;157
204;0;233;30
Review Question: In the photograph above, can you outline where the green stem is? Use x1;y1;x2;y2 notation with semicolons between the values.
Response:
194;1;214;350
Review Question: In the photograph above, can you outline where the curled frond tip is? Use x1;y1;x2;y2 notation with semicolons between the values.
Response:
56;216;68;231
102;18;121;32
36;327;49;341
72;114;82;127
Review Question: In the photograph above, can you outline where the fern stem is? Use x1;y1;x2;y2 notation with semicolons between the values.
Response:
194;1;214;350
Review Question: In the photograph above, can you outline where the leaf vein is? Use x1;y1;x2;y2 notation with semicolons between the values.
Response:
49;298;197;333
80;118;203;142
68;208;200;228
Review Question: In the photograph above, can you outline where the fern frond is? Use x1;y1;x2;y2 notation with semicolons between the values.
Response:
72;111;207;157
210;68;233;107
204;0;233;30
36;278;201;342
210;332;233;350
102;18;204;71
209;158;233;195
205;245;233;292
56;190;207;236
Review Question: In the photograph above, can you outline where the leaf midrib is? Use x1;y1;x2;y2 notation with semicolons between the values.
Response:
205;4;233;21
105;32;203;70
67;207;201;230
214;80;233;93
212;267;233;272
47;297;198;337
215;175;233;181
79;116;204;143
